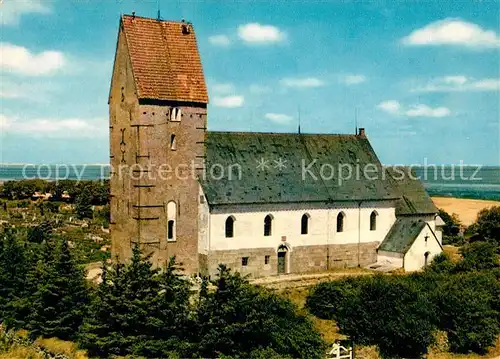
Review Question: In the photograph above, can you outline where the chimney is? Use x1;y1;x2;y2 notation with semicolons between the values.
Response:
132;11;135;19
358;128;366;137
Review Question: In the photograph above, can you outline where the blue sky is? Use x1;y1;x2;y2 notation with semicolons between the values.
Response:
0;0;499;165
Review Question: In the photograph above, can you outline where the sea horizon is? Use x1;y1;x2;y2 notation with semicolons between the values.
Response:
1;163;499;201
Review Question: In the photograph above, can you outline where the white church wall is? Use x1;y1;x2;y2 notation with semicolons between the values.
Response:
208;201;396;252
377;251;404;267
404;224;442;272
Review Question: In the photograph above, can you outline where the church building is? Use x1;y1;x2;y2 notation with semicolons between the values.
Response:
109;14;443;278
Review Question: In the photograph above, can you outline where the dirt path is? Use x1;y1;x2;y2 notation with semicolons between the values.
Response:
251;269;373;290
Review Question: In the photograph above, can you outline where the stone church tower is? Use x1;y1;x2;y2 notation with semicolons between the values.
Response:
109;14;208;273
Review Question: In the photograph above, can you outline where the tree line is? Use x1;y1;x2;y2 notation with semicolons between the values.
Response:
0;228;326;359
306;241;500;359
0;179;109;205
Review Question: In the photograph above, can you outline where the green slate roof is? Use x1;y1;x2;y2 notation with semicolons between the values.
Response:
201;132;399;205
386;167;438;215
378;217;427;253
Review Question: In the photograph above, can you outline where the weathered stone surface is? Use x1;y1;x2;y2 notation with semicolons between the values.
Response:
206;242;379;279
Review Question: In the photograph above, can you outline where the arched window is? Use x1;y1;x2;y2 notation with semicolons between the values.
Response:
167;201;176;241
336;212;345;233
370;211;378;231
301;213;310;235
225;216;235;238
264;215;273;236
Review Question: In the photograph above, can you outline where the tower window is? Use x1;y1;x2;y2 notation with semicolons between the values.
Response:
264;214;273;236
167;201;176;241
225;216;235;238
264;255;270;265
242;257;249;266
170;107;181;122
167;220;175;240
370;211;378;231
170;134;177;151
337;212;345;233
301;213;310;235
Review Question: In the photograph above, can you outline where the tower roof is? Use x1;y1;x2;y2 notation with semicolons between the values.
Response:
120;15;208;103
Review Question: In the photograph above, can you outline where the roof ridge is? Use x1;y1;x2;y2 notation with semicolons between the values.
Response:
122;14;187;24
207;131;362;137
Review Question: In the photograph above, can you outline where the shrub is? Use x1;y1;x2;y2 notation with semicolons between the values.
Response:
474;206;500;244
305;277;369;320
433;272;500;354
424;252;455;274
456;241;499;272
438;209;461;236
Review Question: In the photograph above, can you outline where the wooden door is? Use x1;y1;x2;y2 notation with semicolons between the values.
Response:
278;251;286;274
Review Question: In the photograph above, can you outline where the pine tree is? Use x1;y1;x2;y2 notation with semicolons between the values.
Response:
79;245;161;357
27;220;53;244
28;239;89;340
75;187;93;220
136;256;194;357
77;260;123;357
0;229;30;329
195;265;326;359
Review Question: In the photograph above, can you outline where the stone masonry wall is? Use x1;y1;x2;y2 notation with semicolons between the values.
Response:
110;27;207;274
207;242;379;279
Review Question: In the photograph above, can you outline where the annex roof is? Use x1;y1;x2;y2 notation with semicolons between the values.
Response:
120;15;208;103
378;217;427;253
386;167;438;215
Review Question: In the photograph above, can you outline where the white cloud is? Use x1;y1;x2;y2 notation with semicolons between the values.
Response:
249;84;272;94
281;77;325;88
265;113;293;124
405;105;451;118
0;43;65;76
377;100;401;115
213;95;244;108
238;23;285;44
377;100;451;118
1;0;51;26
341;74;367;85
208;35;231;47
0;114;106;137
402;18;500;48
0;90;21;99
413;76;500;92
211;83;235;94
0;115;10;130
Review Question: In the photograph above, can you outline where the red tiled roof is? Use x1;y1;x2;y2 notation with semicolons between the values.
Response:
121;15;208;103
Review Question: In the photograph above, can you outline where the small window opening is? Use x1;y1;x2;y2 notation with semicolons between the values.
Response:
170;107;181;122
167;220;175;240
264;255;270;265
242;257;249;266
170;134;177;150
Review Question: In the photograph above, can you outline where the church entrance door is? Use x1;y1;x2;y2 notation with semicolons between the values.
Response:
278;252;286;274
277;249;287;274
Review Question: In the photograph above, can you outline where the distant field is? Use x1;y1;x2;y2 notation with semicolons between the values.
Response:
432;196;500;226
